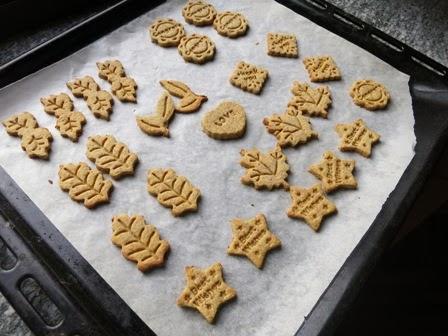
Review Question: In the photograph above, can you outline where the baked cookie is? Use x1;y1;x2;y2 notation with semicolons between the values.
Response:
287;82;332;118
97;60;137;103
160;80;208;113
230;61;268;94
178;33;215;64
335;119;380;157
267;33;298;58
303;56;341;82
137;91;175;137
213;11;248;38
149;18;185;47
349;79;390;110
202;101;246;140
182;0;217;26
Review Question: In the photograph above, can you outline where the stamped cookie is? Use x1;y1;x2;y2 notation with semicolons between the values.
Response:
267;33;298;58
303;56;341;82
308;151;357;193
263;107;317;147
240;145;289;190
150;18;185;47
96;60;125;82
160;80;207;113
350;79;390;110
137;91;175;137
177;262;237;323
147;168;200;216
182;0;217;26
58;162;113;209
2;112;53;159
287;184;337;231
230;61;268;94
97;60;137;103
86;135;138;179
227;214;281;268
178;33;215;64
40;93;74;117
111;214;170;272
213;11;248;38
202;101;246;140
287;82;332;118
335;119;380;157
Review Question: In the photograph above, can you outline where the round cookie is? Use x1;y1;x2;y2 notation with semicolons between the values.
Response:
178;33;215;64
349;79;390;110
182;0;217;26
213;11;248;38
149;18;185;47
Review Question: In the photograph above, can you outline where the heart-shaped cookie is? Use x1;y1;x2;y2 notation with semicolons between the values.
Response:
202;101;246;140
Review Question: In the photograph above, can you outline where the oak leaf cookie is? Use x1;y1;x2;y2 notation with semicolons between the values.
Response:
96;60;125;82
240;145;289;190
178;33;215;64
149;18;185;47
111;214;170;272
227;214;281;268
137;91;175;137
267;33;298;58
40;93;74;117
308;151;357;193
86;135;139;179
182;0;217;26
349;79;390;110
58;162;113;209
287;184;337;231
303;56;341;82
213;11;248;38
287;81;332;118
177;262;237;323
2;112;38;137
147;168;200;216
230;61;268;94
263;108;317;147
202;101;246;139
160;80;207;113
97;60;138;103
335;119;380;157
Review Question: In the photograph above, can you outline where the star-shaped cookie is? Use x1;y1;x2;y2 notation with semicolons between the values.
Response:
335;119;380;157
308;151;357;193
227;214;281;268
230;61;269;94
177;262;236;323
287;184;337;231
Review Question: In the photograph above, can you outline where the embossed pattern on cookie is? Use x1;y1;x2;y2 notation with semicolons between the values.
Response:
287;184;337;231
287;82;332;118
178;33;215;64
230;61;268;94
335;119;380;157
97;60;137;103
150;18;185;47
182;0;217;26
308;151;357;193
213;11;248;38
350;79;390;110
137;91;175;137
303;56;341;82
177;262;237;323
160;80;208;113
202;101;246;140
267;33;298;58
227;214;281;268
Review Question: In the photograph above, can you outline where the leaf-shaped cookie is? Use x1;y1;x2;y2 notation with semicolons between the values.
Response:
97;60;125;82
55;111;86;142
147;168;200;216
85;91;114;120
111;77;137;102
288;82;332;118
86;135;138;179
160;80;191;97
240;145;289;190
21;128;53;159
137;91;175;137
40;93;74;117
58;162;113;209
2;112;38;137
160;80;207;113
67;76;100;98
111;214;170;272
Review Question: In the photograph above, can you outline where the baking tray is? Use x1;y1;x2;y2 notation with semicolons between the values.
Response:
0;0;447;335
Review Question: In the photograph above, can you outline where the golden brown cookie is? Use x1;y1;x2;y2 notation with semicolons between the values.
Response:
55;111;86;142
182;0;217;26
111;214;170;272
66;76;100;98
267;33;298;58
147;168;200;216
97;60;138;103
230;61;269;94
213;11;248;38
149;18;186;47
40;93;74;117
335;119;380;157
137;91;175;137
96;60;125;82
160;80;207;113
227;214;281;268
202;101;246;140
287;82;332;118
263;108;317;147
349;79;390;110
177;262;237;323
86;135;139;179
178;33;216;64
58;162;113;209
240;145;289;190
308;151;357;193
2;112;38;137
303;56;341;82
287;184;337;231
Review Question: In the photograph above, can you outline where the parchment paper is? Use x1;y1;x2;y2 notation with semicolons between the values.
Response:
0;1;415;335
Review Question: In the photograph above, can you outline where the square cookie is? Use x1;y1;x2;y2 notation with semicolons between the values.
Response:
267;33;298;58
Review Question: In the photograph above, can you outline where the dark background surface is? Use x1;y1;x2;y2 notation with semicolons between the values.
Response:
0;0;447;335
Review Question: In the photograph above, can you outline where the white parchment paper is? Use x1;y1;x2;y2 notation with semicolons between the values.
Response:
0;1;415;335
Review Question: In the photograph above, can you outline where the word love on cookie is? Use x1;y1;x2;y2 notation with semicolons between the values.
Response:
202;101;246;140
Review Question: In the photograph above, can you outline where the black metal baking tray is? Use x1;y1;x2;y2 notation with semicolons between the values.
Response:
1;0;447;335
